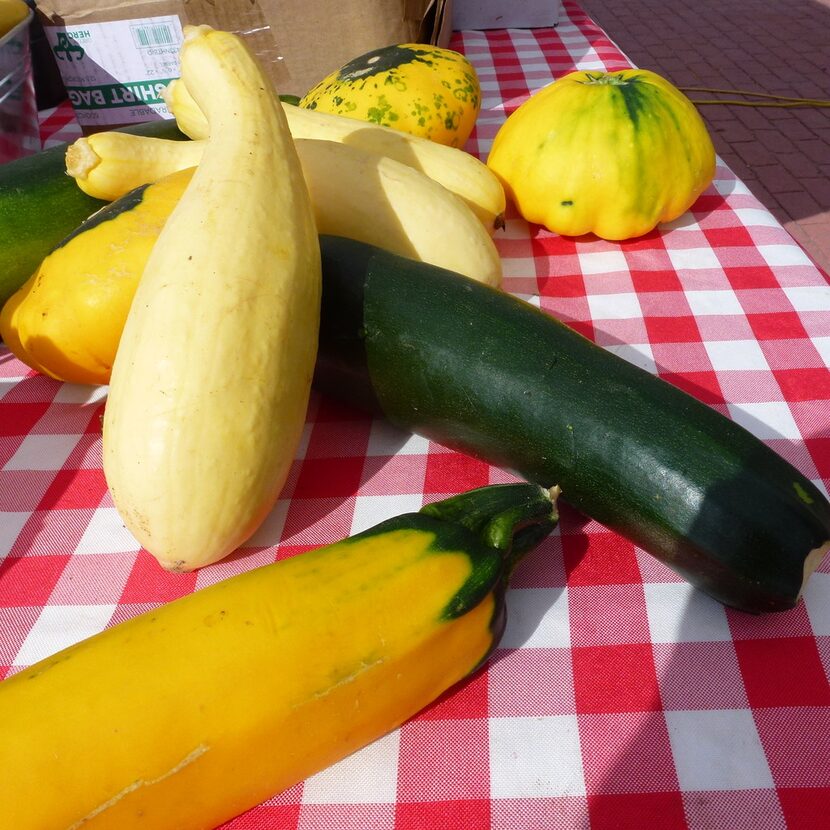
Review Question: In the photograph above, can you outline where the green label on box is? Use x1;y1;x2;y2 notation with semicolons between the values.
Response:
65;79;177;110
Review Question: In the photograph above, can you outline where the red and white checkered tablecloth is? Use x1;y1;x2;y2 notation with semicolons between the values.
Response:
4;2;830;828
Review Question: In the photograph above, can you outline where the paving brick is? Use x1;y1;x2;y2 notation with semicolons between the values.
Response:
732;138;781;167
756;128;803;154
701;104;742;124
811;240;830;276
735;104;778;130
795;138;830;164
717;153;755;183
795;225;830;272
769;118;821;142
785;79;830;99
798;209;830;227
799;108;830;129
744;179;777;210
761;106;807;123
800;177;830;205
709;120;756;143
775;189;823;221
738;59;774;79
759;163;805;194
778;152;824;178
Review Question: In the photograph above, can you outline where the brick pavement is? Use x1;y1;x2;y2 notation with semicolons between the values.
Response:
577;0;830;276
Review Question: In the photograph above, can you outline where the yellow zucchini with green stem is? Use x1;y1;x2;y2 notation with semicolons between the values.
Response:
102;26;321;571
0;482;559;829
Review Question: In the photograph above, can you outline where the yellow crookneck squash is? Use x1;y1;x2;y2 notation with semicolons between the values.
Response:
63;132;502;289
101;25;321;572
0;168;194;386
163;76;505;230
487;68;716;240
299;43;481;147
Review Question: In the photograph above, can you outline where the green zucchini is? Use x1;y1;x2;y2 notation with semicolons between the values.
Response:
0;119;187;308
314;235;830;614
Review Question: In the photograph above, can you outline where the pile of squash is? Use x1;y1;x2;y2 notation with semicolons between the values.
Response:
0;29;559;830
1;23;829;830
0;38;737;583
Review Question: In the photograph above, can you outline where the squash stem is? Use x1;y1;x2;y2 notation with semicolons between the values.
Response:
580;71;632;86
420;483;559;558
65;137;101;180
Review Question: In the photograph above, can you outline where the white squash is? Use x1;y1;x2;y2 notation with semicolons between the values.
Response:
102;25;321;571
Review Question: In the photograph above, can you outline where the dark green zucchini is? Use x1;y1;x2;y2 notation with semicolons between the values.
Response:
314;235;830;613
0;119;187;308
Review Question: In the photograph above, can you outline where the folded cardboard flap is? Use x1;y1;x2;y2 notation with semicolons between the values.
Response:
36;0;452;132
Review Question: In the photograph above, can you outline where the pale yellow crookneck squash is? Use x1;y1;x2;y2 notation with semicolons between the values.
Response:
487;69;716;240
66;133;503;287
0;483;559;830
102;26;321;571
162;76;506;232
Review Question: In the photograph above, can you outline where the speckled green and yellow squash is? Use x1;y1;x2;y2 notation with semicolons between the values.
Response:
300;43;481;147
487;68;716;240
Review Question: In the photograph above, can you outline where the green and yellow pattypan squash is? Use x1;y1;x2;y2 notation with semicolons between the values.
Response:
300;43;481;147
0;167;193;386
487;69;716;240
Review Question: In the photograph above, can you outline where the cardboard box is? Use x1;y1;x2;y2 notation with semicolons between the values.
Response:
35;0;451;132
452;0;559;30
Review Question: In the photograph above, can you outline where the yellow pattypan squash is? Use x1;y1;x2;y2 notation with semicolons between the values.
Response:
487;68;716;240
0;167;193;385
300;43;481;147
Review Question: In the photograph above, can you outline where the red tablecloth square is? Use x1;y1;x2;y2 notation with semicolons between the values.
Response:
37;467;107;510
734;637;830;708
777;786;830;830
587;791;687;830
0;553;70;605
572;643;662;713
119;552;199;603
